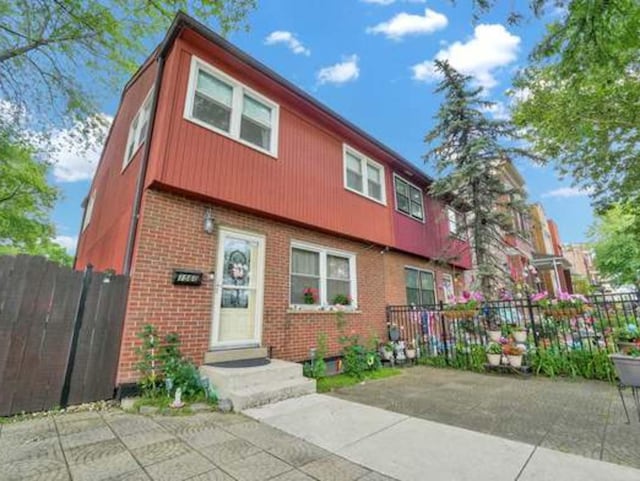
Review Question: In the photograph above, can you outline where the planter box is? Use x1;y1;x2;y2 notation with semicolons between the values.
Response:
513;331;527;343
610;354;640;386
507;355;523;368
487;330;501;342
616;342;640;355
443;310;478;320
487;353;501;366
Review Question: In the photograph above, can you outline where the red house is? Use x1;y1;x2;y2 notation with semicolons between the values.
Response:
75;13;471;390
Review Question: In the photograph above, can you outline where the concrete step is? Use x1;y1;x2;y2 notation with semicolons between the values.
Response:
203;347;268;364
230;377;317;411
199;359;316;412
200;359;303;391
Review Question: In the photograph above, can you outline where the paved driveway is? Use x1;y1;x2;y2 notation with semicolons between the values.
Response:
0;410;394;481
330;366;640;470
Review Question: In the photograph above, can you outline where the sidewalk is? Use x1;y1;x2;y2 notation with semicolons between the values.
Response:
245;394;640;481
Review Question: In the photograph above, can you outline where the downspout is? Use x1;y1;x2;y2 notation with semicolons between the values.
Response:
122;53;167;274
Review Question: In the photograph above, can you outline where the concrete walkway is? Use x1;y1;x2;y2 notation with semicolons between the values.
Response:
0;409;394;481
245;394;640;481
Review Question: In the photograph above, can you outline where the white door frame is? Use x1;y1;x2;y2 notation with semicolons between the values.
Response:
210;227;266;349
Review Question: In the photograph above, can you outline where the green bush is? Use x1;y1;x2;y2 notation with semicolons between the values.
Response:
303;333;328;379
340;334;380;379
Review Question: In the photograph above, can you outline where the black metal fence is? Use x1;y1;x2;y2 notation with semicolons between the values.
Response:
386;292;640;380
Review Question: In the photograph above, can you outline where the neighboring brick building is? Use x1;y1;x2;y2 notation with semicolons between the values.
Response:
74;13;471;385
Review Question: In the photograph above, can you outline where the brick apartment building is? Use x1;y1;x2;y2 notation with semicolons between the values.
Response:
74;13;471;385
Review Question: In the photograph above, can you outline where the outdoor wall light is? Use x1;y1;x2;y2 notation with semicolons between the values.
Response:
204;208;215;234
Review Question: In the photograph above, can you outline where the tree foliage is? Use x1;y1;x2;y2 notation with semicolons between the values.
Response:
511;0;640;209
0;0;257;130
424;60;536;297
0;127;72;265
589;204;640;287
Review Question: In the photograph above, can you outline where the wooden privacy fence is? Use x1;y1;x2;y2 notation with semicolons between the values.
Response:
0;255;129;416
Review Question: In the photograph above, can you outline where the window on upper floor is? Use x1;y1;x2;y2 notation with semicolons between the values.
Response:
343;145;386;204
82;190;96;232
447;207;465;238
394;175;424;221
290;242;357;308
405;267;436;305
123;89;153;171
185;56;279;157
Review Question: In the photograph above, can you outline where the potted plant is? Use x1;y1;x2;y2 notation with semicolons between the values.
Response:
485;319;501;342
379;342;394;362
303;287;318;305
332;293;351;306
610;347;640;388
486;342;502;366
513;326;527;343
443;291;483;319
504;344;525;368
614;324;640;354
406;340;417;360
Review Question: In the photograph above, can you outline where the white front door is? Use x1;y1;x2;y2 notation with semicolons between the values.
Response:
211;228;265;348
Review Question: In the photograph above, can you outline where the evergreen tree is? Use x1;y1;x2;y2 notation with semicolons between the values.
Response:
424;60;535;298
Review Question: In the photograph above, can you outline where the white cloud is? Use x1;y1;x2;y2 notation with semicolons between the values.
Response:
482;101;510;120
49;115;112;182
361;0;427;5
541;187;594;199
411;24;520;89
264;31;310;56
366;8;448;40
317;55;360;85
54;235;78;253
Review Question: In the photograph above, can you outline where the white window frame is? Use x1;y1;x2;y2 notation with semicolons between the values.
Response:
404;266;437;306
343;144;387;205
184;55;280;158
447;207;466;239
123;89;154;171
441;273;455;303
289;241;358;309
82;190;96;232
393;173;425;222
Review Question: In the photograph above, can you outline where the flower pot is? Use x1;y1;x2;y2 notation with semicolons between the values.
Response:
406;349;416;360
487;353;501;366
487;330;501;342
616;342;640;355
610;354;640;386
380;349;393;361
513;330;527;343
507;355;523;368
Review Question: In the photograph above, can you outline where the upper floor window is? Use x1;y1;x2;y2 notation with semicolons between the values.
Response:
405;267;436;305
185;56;279;157
394;175;424;221
82;190;96;232
123;89;153;170
290;242;357;308
447;207;465;238
343;145;386;204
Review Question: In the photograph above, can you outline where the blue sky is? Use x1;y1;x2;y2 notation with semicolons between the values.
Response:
50;0;593;252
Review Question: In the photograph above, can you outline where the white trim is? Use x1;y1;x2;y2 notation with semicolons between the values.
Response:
184;55;280;158
210;227;266;349
441;273;454;303
342;144;387;206
404;265;438;305
122;88;154;172
289;240;358;309
393;173;425;223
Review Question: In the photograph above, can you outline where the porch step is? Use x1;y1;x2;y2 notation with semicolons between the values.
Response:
203;347;268;364
199;359;316;411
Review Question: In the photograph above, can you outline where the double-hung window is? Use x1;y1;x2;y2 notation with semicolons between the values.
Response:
185;56;279;156
394;175;424;221
123;89;153;170
447;207;465;238
343;145;385;204
405;267;436;305
290;243;357;307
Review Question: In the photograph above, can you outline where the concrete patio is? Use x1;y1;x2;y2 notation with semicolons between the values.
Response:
0;410;394;481
330;366;640;469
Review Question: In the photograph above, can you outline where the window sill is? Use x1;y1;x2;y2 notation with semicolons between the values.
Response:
287;308;361;315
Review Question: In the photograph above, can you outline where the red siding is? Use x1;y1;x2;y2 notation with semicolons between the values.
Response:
148;33;396;248
75;62;158;273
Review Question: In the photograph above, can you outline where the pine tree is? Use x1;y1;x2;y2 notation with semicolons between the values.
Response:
424;60;535;298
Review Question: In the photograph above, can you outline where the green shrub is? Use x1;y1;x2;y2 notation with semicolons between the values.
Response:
340;334;380;379
303;333;328;379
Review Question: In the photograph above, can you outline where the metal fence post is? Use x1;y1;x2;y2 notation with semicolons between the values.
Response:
60;264;93;408
525;295;539;348
439;300;449;365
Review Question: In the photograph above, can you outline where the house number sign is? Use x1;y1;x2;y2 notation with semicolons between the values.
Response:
172;269;203;286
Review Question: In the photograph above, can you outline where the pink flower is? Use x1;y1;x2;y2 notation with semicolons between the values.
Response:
471;292;484;301
462;290;471;300
531;291;548;303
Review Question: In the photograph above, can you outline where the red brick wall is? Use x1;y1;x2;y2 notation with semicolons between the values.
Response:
117;188;389;383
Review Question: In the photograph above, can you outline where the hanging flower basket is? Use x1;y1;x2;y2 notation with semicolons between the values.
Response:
542;306;585;318
443;309;479;320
